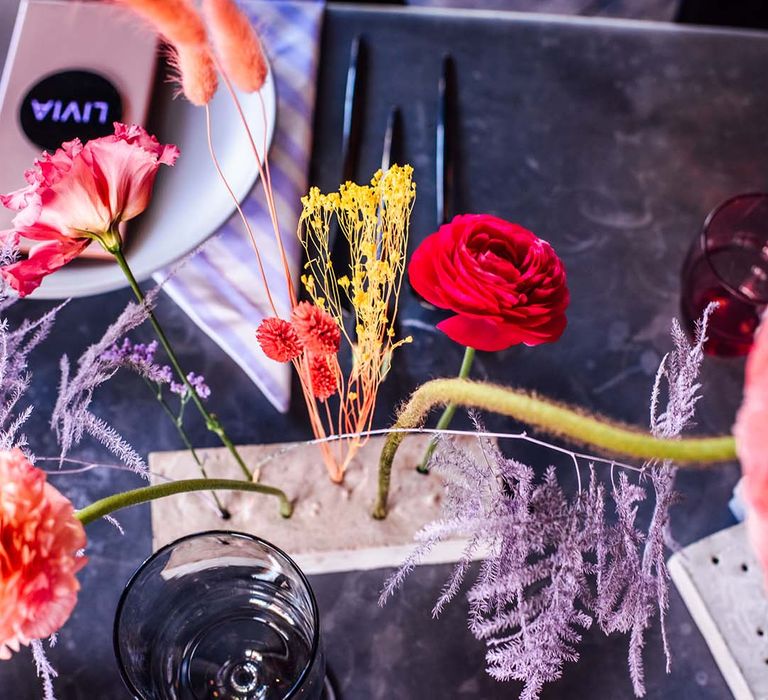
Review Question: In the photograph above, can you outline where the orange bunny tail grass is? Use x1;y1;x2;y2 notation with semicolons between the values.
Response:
117;0;208;46
202;0;268;92
169;44;219;106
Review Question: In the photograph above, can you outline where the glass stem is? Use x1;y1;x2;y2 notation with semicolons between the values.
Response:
110;244;253;481
76;478;293;525
416;345;476;474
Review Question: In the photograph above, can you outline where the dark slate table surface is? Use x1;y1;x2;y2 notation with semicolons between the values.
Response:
2;3;766;698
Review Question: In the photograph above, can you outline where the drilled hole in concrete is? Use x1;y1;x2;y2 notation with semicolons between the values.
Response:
741;563;749;572
711;556;720;565
758;628;764;637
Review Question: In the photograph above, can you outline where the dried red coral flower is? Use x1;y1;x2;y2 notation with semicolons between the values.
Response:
308;354;338;402
256;317;303;362
291;302;341;355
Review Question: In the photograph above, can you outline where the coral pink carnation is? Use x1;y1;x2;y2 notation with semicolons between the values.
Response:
309;354;338;402
734;310;768;587
0;449;86;659
291;302;341;355
0;123;179;297
256;317;303;362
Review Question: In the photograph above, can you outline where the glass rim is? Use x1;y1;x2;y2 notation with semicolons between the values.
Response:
113;530;321;700
701;191;768;306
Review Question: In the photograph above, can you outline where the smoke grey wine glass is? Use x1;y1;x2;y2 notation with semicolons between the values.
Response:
114;531;326;700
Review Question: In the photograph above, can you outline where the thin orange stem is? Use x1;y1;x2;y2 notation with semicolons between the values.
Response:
292;353;341;480
214;56;296;306
257;91;273;192
322;398;337;465
204;105;279;317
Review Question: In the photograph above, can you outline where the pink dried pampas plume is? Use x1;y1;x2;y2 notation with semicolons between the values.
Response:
202;0;268;92
117;0;207;46
118;0;219;105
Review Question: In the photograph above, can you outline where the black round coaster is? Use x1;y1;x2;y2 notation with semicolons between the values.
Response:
20;69;123;150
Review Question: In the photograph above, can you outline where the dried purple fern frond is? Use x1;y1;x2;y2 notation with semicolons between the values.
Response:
104;514;125;535
51;291;158;475
382;434;605;700
469;466;603;700
595;473;646;633
615;306;714;694
0;302;65;450
382;312;712;700
30;639;57;700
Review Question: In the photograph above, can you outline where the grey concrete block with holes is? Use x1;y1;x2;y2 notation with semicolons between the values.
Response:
670;523;768;700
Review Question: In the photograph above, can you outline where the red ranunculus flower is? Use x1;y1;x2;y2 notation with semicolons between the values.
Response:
409;214;569;351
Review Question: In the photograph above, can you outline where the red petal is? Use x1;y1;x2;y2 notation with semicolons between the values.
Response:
408;231;450;308
0;238;90;297
437;312;567;351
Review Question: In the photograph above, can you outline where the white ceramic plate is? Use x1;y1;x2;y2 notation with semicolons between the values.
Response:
29;70;276;299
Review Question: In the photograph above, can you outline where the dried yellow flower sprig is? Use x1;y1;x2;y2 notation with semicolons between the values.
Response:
298;165;415;481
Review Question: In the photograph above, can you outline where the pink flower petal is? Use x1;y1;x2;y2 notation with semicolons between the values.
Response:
0;123;178;289
0;238;90;297
0;449;86;658
734;311;768;586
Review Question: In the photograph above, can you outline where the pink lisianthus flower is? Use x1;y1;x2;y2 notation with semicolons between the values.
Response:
0;449;87;659
0;123;179;297
734;310;768;586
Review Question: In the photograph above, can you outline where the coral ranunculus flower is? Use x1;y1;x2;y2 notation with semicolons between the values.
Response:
291;302;341;355
734;311;768;586
0;123;179;297
256;317;303;362
409;214;569;352
0;449;86;659
308;354;338;402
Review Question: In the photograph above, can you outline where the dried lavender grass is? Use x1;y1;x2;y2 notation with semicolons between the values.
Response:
103;514;125;535
0;240;65;698
0;301;65;451
51;289;159;476
614;306;715;692
382;310;714;700
0;234;18;302
30;639;58;700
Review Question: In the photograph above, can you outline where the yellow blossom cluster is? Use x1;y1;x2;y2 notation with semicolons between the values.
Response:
298;165;415;474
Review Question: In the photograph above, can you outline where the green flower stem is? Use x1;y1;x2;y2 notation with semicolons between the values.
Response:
145;378;229;518
76;478;292;526
109;241;252;481
417;346;475;474
372;378;737;519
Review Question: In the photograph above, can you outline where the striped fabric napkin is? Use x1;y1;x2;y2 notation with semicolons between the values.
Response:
154;0;323;413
